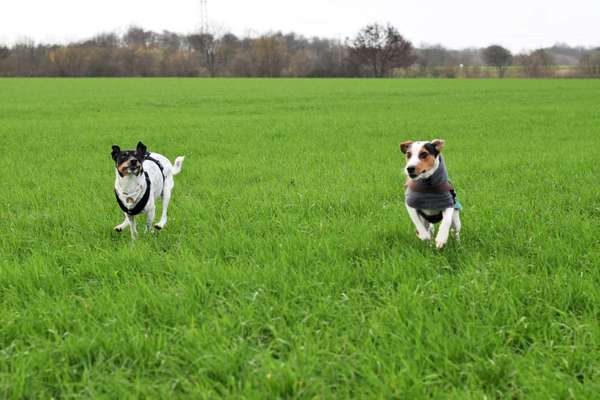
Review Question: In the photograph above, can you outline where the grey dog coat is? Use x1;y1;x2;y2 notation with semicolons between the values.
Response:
405;155;460;222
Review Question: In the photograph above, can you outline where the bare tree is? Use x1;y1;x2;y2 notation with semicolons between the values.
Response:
546;43;587;65
288;49;313;76
483;45;513;78
349;23;415;77
0;46;9;60
123;26;154;49
160;50;198;76
218;33;240;75
81;32;120;48
251;35;288;77
517;49;554;77
187;23;228;77
188;32;218;76
4;25;596;78
12;38;39;76
159;30;183;53
48;46;90;76
417;45;449;68
579;50;600;76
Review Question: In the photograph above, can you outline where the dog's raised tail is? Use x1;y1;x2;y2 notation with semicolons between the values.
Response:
172;156;185;176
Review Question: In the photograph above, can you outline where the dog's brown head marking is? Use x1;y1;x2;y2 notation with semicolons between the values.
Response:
400;141;413;154
401;139;444;179
431;139;445;153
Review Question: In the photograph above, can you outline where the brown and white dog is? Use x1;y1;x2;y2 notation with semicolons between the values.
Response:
400;139;461;249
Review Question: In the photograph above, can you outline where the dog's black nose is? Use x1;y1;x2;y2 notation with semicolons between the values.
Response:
130;159;138;165
406;166;416;174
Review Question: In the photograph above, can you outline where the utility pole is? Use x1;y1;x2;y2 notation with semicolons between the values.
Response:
199;0;209;33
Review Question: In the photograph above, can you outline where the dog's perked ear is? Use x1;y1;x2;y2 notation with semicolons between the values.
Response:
431;139;445;153
424;143;439;157
111;145;121;160
400;141;413;154
136;141;147;155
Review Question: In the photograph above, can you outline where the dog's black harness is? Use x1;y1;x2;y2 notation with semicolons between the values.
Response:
144;152;165;181
115;171;151;216
114;153;165;216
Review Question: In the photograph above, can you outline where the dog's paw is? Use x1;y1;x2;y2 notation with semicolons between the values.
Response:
154;224;163;231
435;237;447;249
416;230;432;241
114;226;123;232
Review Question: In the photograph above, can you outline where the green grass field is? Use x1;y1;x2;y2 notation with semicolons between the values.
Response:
1;78;599;398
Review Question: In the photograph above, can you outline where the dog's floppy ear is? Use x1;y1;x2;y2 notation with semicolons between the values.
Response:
431;139;445;153
111;145;120;160
400;141;413;154
136;141;147;155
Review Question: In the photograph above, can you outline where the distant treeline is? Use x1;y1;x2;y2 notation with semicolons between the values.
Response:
1;24;599;78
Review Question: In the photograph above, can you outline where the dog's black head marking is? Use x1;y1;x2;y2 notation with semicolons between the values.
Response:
111;145;121;161
136;141;147;156
112;143;145;176
424;143;439;157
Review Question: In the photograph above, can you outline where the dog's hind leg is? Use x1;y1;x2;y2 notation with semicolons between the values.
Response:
451;211;461;241
155;177;174;230
145;203;156;233
114;215;129;232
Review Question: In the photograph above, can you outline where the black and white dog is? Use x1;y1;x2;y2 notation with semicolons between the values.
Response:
400;139;461;249
111;141;184;239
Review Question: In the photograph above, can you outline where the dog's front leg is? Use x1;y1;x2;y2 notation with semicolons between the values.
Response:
114;216;129;232
435;208;455;249
406;205;431;241
126;214;138;240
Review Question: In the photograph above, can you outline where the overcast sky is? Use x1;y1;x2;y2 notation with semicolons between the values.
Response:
1;0;598;51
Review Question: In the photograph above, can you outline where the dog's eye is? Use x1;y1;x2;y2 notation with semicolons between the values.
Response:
419;152;428;159
406;152;412;158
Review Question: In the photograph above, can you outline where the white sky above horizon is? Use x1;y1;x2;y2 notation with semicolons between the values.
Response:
0;0;598;51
